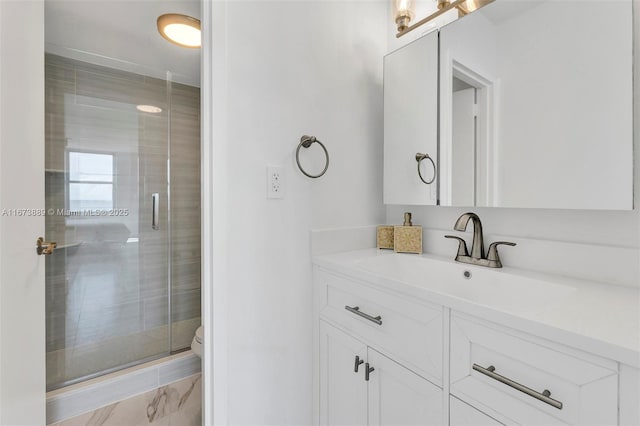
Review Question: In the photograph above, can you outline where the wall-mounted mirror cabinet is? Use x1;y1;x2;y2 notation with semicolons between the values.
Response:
384;32;438;205
384;0;633;210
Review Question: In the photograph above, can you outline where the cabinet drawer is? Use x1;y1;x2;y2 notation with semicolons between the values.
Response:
318;270;443;385
450;396;504;426
450;313;618;426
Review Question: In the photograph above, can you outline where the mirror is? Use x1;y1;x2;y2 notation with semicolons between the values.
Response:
441;0;633;210
384;32;439;205
384;0;633;210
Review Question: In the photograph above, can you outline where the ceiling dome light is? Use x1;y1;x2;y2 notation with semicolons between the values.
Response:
157;13;201;48
137;105;163;113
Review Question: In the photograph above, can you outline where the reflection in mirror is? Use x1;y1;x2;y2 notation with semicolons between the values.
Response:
451;78;476;206
384;32;439;205
440;0;633;210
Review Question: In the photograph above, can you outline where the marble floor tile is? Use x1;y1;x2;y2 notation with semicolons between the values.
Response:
49;374;201;426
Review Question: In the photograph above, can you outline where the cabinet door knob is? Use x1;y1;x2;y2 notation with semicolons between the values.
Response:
365;363;375;381
354;355;364;373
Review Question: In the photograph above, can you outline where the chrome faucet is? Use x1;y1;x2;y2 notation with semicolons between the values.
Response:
445;212;516;268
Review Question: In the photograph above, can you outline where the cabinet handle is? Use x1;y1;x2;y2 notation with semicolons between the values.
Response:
354;356;364;373
344;305;382;325
472;364;563;410
365;363;375;381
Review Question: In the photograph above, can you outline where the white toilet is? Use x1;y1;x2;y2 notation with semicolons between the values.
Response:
191;326;203;359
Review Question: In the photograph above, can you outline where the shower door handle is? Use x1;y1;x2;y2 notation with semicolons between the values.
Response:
152;193;160;230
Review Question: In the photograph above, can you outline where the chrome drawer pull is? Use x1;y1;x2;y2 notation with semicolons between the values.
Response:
472;364;563;410
344;305;382;325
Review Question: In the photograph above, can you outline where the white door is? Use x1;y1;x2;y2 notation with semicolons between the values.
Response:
0;1;46;425
367;349;443;426
451;88;476;206
319;321;368;426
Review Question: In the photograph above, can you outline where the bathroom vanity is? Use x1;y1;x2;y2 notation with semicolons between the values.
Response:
312;249;640;425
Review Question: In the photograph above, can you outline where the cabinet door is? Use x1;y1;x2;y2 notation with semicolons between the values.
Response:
383;31;438;205
319;321;368;426
620;365;640;426
450;396;504;426
367;348;443;425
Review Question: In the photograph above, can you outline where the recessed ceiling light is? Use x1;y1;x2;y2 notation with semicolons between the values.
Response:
136;105;163;113
157;13;201;48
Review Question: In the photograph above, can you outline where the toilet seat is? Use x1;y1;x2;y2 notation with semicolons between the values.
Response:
191;326;203;359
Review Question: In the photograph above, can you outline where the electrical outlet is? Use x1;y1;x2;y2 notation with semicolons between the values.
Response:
267;166;285;199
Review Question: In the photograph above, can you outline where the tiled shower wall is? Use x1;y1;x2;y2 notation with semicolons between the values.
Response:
168;79;201;352
44;54;201;389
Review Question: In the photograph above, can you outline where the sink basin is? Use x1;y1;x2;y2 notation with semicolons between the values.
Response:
354;253;576;313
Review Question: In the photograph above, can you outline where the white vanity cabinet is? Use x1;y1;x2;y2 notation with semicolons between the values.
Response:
313;256;638;426
319;321;444;426
317;269;444;385
316;268;445;425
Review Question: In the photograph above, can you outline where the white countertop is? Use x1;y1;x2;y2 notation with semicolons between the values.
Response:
313;249;640;368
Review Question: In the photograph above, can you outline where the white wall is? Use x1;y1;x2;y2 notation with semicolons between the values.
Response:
387;2;640;285
210;1;386;424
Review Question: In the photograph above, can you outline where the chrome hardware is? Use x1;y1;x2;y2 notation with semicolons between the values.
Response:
365;363;375;381
444;235;469;257
445;212;515;268
415;152;436;185
354;356;364;373
296;135;329;178
345;305;382;325
36;237;57;255
454;212;485;259
487;241;517;268
152;193;159;230
472;364;563;410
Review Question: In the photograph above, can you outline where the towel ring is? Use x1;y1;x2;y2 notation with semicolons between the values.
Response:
296;135;329;179
415;152;436;184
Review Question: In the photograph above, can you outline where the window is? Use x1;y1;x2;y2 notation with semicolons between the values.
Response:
68;151;114;211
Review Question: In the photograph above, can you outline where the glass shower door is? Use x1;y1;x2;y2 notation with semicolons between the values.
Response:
45;54;172;389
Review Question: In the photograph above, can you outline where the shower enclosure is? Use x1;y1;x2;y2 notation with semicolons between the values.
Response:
44;54;201;390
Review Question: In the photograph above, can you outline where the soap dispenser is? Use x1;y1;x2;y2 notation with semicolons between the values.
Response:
394;212;422;254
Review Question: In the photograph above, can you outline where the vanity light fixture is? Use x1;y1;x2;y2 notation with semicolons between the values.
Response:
394;0;416;32
455;0;494;15
157;13;201;48
136;105;163;113
396;0;494;38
